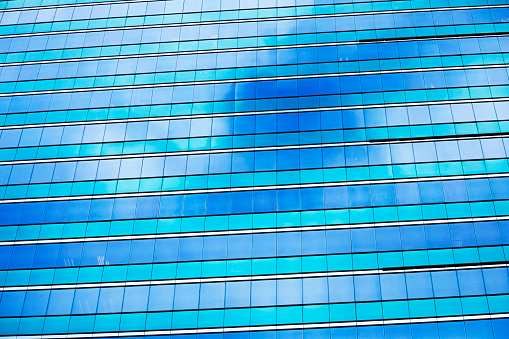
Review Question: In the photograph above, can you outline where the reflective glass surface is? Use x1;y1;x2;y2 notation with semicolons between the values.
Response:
1;0;509;338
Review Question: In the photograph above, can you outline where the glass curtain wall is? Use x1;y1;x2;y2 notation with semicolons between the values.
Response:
0;0;509;338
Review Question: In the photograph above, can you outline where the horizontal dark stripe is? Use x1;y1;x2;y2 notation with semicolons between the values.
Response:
383;260;509;271
359;31;509;43
370;132;509;143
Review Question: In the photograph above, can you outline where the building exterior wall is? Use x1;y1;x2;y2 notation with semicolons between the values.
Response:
1;0;509;338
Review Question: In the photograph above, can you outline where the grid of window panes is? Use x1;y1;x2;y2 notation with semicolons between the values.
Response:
1;0;509;338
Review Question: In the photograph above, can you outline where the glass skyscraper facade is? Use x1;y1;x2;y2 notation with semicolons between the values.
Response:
1;0;509;338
